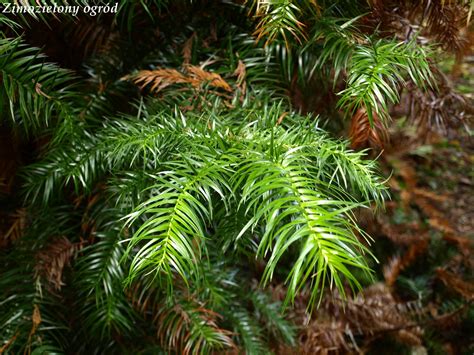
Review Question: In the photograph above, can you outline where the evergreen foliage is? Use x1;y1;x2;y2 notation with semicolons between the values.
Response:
0;0;471;353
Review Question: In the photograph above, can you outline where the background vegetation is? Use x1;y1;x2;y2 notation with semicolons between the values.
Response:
0;0;472;353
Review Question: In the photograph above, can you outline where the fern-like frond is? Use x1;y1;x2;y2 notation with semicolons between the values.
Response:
227;308;270;354
251;0;307;46
74;230;136;341
124;156;232;289
338;39;434;124
102;115;183;170
306;16;362;80
122;104;385;310
235;145;373;308
76;232;126;300
307;136;388;205
22;114;183;205
0;38;76;133
21;133;104;205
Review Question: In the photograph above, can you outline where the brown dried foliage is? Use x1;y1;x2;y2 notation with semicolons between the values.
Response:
155;302;235;354
64;18;118;58
388;158;458;235
349;108;389;149
422;1;469;52
125;68;190;92
298;283;424;354
404;74;472;136
377;156;470;259
25;305;42;354
0;208;26;248
182;33;196;65
34;237;82;290
187;65;233;92
124;65;232;95
127;282;235;354
368;143;473;352
126;280;162;317
442;234;473;256
0;332;18;354
29;304;42;338
384;238;429;286
436;268;474;301
377;216;428;245
233;59;247;97
368;0;471;53
299;318;350;354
